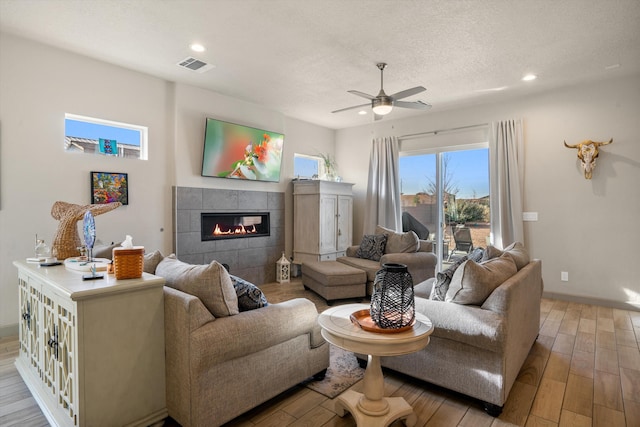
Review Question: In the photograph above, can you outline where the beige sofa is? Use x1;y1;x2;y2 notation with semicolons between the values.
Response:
358;246;543;416
153;255;329;427
336;225;438;294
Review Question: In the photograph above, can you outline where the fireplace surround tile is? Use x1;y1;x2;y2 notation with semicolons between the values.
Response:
174;186;285;284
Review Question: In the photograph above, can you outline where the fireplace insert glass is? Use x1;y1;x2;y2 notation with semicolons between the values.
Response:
201;212;270;241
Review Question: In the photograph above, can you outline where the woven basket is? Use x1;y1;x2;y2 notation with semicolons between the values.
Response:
112;247;144;280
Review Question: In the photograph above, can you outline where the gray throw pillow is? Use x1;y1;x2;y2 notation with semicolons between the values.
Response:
230;275;268;311
143;250;164;274
445;253;517;305
92;241;121;260
429;247;484;301
156;254;239;317
356;234;387;261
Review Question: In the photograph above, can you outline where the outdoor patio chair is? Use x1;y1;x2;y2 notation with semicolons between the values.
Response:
401;211;430;240
448;226;473;260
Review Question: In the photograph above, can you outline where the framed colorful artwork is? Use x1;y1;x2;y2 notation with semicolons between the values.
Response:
90;171;129;205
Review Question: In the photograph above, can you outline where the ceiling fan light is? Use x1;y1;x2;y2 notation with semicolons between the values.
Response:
372;105;393;115
372;98;393;115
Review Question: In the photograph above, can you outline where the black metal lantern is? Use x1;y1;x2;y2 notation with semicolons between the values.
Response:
370;263;415;329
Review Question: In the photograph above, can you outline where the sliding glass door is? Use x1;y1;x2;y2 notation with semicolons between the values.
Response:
399;146;490;271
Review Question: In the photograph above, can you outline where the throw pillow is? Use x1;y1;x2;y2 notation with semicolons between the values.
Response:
503;241;530;270
355;234;387;261
445;253;517;305
429;255;469;301
143;250;164;274
375;225;419;254
156;255;239;317
481;245;503;261
429;247;485;301
230;275;268;311
92;240;122;260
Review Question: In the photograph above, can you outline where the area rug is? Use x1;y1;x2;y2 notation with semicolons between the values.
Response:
304;345;365;398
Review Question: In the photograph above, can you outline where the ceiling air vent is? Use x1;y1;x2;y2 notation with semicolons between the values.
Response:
177;57;214;73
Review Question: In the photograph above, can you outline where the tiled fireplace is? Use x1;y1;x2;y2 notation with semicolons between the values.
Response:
174;186;285;284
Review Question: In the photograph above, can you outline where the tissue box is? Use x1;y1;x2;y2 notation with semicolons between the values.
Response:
112;246;144;280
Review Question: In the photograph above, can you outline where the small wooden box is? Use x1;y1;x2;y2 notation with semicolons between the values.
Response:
112;247;144;279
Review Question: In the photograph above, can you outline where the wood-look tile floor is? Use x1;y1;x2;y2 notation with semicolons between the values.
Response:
2;279;638;427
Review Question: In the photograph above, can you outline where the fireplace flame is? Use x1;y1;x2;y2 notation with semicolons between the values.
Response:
213;224;258;236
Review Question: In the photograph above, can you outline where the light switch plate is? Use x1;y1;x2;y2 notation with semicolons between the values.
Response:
523;212;538;221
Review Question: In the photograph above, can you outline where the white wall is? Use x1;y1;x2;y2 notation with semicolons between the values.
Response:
0;34;335;331
0;34;173;330
336;74;640;308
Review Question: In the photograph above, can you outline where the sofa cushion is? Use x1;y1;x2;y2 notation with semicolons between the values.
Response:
415;296;505;353
156;255;239;317
503;242;530;270
375;225;419;253
415;278;435;299
445;253;517;305
230;275;268;311
143;250;164;274
336;256;380;283
482;242;529;270
430;247;484;301
355;234;387;261
482;245;503;261
92;240;121;260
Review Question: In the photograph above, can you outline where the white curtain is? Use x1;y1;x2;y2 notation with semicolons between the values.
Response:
489;119;525;249
363;136;402;234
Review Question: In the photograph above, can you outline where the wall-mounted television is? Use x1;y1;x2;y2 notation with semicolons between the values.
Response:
201;118;284;182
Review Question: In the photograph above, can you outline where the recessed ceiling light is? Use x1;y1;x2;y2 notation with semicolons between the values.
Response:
358;110;367;115
522;74;537;82
190;43;206;52
474;86;508;92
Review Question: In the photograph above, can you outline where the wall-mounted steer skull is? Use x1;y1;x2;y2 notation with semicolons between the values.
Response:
564;138;613;179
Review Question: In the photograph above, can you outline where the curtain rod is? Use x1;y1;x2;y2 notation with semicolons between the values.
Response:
399;123;489;140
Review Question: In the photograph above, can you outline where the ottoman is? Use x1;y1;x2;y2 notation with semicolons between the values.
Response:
302;261;367;304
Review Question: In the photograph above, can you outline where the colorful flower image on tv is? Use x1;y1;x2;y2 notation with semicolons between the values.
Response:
202;119;284;182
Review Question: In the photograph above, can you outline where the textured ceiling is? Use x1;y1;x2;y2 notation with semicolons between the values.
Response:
1;0;639;129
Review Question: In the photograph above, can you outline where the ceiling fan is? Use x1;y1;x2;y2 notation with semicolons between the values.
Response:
332;63;431;120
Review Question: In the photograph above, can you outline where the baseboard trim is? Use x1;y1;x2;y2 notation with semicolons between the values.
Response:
543;291;640;311
0;323;19;338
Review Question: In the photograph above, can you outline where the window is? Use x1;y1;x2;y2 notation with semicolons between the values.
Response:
293;153;321;179
64;114;148;160
399;146;490;270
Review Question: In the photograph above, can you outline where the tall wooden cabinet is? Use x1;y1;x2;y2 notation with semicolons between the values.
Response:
14;261;167;427
293;180;354;263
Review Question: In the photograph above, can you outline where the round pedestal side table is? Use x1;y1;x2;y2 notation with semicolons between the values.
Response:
318;303;433;427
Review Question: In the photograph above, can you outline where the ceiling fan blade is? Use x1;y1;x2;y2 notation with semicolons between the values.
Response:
394;100;432;110
331;103;370;114
348;90;375;100
389;86;426;100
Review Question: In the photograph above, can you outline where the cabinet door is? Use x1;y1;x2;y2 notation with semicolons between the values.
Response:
55;296;77;424
336;196;352;251
41;286;78;425
41;287;58;398
319;195;337;253
18;274;40;371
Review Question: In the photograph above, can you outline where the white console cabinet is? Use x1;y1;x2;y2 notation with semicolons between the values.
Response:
14;261;167;427
293;180;353;263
